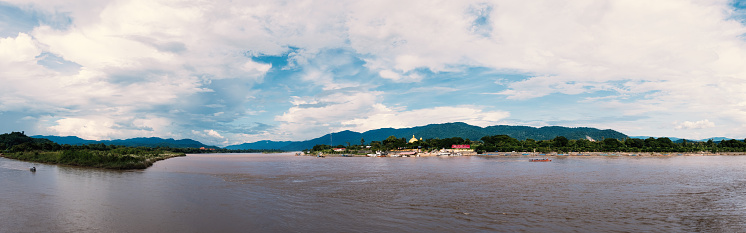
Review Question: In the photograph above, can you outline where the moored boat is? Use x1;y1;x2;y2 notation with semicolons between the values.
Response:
367;151;386;157
529;158;551;162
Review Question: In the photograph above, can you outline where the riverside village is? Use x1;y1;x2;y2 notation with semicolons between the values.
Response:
299;134;736;159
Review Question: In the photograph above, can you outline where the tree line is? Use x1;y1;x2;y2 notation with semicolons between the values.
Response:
474;136;746;153
308;134;746;154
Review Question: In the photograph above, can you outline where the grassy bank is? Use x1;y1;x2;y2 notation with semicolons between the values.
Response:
0;150;185;169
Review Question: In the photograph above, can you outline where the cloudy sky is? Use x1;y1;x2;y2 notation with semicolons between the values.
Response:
1;0;746;146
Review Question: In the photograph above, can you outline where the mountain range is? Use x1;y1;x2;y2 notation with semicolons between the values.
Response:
226;122;628;151
30;123;746;151
30;135;217;149
42;122;744;151
630;136;741;143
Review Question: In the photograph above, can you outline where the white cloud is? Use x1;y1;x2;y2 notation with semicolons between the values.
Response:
47;115;176;140
0;33;40;62
242;60;272;77
0;32;205;140
4;0;746;143
675;119;716;130
345;0;746;120
378;69;401;80
378;69;423;83
192;129;225;139
0;0;276;141
276;91;382;127
494;75;622;100
48;117;117;140
29;0;274;81
274;90;387;140
190;129;230;146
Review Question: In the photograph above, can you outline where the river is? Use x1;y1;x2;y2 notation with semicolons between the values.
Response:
2;153;746;232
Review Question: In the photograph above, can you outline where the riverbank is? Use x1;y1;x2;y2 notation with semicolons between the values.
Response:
304;151;746;158
477;152;746;157
0;151;185;169
303;151;477;157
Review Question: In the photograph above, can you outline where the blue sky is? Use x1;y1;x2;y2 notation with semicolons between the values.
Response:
2;0;746;146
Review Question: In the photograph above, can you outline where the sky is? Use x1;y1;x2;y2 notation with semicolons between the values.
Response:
1;0;746;146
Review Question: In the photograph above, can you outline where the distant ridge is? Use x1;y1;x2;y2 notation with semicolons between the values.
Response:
246;122;628;151
631;136;742;143
31;135;94;145
224;140;293;150
31;135;215;149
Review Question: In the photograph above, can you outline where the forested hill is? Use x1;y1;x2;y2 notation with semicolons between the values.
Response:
275;122;628;151
1;132;56;150
31;135;216;149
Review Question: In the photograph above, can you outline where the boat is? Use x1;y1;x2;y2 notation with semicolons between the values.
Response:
398;151;417;157
367;151;386;157
30;167;36;172
437;152;451;156
529;158;551;162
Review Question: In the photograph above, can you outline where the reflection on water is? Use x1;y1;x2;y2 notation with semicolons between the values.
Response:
2;154;746;232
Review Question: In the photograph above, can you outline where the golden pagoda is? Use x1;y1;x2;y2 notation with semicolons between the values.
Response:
409;135;419;143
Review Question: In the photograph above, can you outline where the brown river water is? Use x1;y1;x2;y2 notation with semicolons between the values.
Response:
2;153;746;232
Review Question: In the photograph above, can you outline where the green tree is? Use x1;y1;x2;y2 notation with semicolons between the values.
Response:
370;141;382;150
312;144;332;151
603;138;623;151
644;137;659;149
625;138;644;148
524;139;537;149
705;139;714;147
656;138;676;150
552;136;569;148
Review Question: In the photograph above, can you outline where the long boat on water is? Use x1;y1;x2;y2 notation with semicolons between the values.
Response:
529;158;551;162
